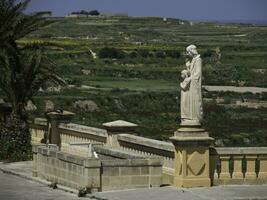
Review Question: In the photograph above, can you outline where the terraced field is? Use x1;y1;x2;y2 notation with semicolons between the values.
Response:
16;16;267;146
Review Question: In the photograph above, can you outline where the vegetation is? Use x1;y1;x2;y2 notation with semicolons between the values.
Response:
0;0;63;161
71;10;100;16
1;11;267;147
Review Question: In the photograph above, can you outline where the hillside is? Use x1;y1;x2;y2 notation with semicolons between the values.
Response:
12;16;267;146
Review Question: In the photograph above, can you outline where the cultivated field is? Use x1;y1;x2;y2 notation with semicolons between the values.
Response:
12;16;267;146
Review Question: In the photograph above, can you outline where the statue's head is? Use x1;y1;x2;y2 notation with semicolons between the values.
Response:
186;44;198;57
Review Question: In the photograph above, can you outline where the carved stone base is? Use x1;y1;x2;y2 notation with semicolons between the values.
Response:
174;177;211;188
170;128;214;188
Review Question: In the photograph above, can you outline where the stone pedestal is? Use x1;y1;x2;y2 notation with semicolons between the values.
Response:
170;125;214;188
46;111;75;149
103;120;137;148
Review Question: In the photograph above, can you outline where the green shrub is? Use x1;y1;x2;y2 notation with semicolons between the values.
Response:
0;116;32;162
98;47;126;59
165;50;181;58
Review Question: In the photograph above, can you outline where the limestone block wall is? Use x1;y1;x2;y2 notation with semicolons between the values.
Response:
33;145;101;190
33;145;163;191
101;158;162;191
95;145;163;191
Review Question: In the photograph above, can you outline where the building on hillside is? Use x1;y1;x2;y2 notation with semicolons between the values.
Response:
65;13;88;18
101;12;128;17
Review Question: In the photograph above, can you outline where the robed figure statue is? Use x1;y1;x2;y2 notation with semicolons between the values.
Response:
180;45;203;126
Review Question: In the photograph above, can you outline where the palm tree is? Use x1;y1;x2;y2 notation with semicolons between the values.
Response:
0;0;63;118
0;0;48;50
0;46;65;119
0;0;64;161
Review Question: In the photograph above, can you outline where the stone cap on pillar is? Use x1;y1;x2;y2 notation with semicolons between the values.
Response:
46;110;75;122
103;120;138;133
171;127;214;147
170;135;214;146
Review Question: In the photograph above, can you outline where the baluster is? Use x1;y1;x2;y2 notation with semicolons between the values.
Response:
219;155;231;181
245;155;257;180
232;155;244;180
171;158;174;169
163;158;167;167
258;154;267;179
210;154;219;181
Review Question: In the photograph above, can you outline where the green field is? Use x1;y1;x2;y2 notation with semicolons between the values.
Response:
14;16;267;146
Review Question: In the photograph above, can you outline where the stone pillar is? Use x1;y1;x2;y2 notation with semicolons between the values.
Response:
103;120;137;148
170;125;214;188
46;111;75;149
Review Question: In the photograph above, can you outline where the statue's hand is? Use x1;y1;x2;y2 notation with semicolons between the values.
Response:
186;61;191;68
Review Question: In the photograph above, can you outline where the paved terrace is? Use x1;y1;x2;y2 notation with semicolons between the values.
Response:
1;161;267;200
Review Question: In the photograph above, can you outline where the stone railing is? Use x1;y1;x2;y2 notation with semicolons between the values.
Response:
210;147;267;185
30;118;267;187
117;134;174;168
29;118;107;146
117;134;175;185
58;123;107;154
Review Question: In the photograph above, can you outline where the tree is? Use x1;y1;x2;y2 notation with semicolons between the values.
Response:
0;0;63;118
0;0;49;50
0;46;64;119
98;47;126;59
0;0;64;161
89;10;100;16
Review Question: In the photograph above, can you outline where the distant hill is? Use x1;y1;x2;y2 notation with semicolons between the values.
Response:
12;16;267;146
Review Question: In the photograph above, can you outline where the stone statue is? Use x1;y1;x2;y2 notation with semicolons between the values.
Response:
180;45;203;126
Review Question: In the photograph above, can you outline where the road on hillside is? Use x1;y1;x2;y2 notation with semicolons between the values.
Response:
203;85;267;94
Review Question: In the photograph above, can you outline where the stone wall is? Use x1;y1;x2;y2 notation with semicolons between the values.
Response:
30;119;267;188
32;145;101;191
33;145;163;191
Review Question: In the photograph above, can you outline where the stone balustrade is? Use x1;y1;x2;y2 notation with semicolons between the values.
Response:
117;134;175;185
210;147;267;185
29;118;108;148
30;118;267;187
116;134;175;184
58;123;107;153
